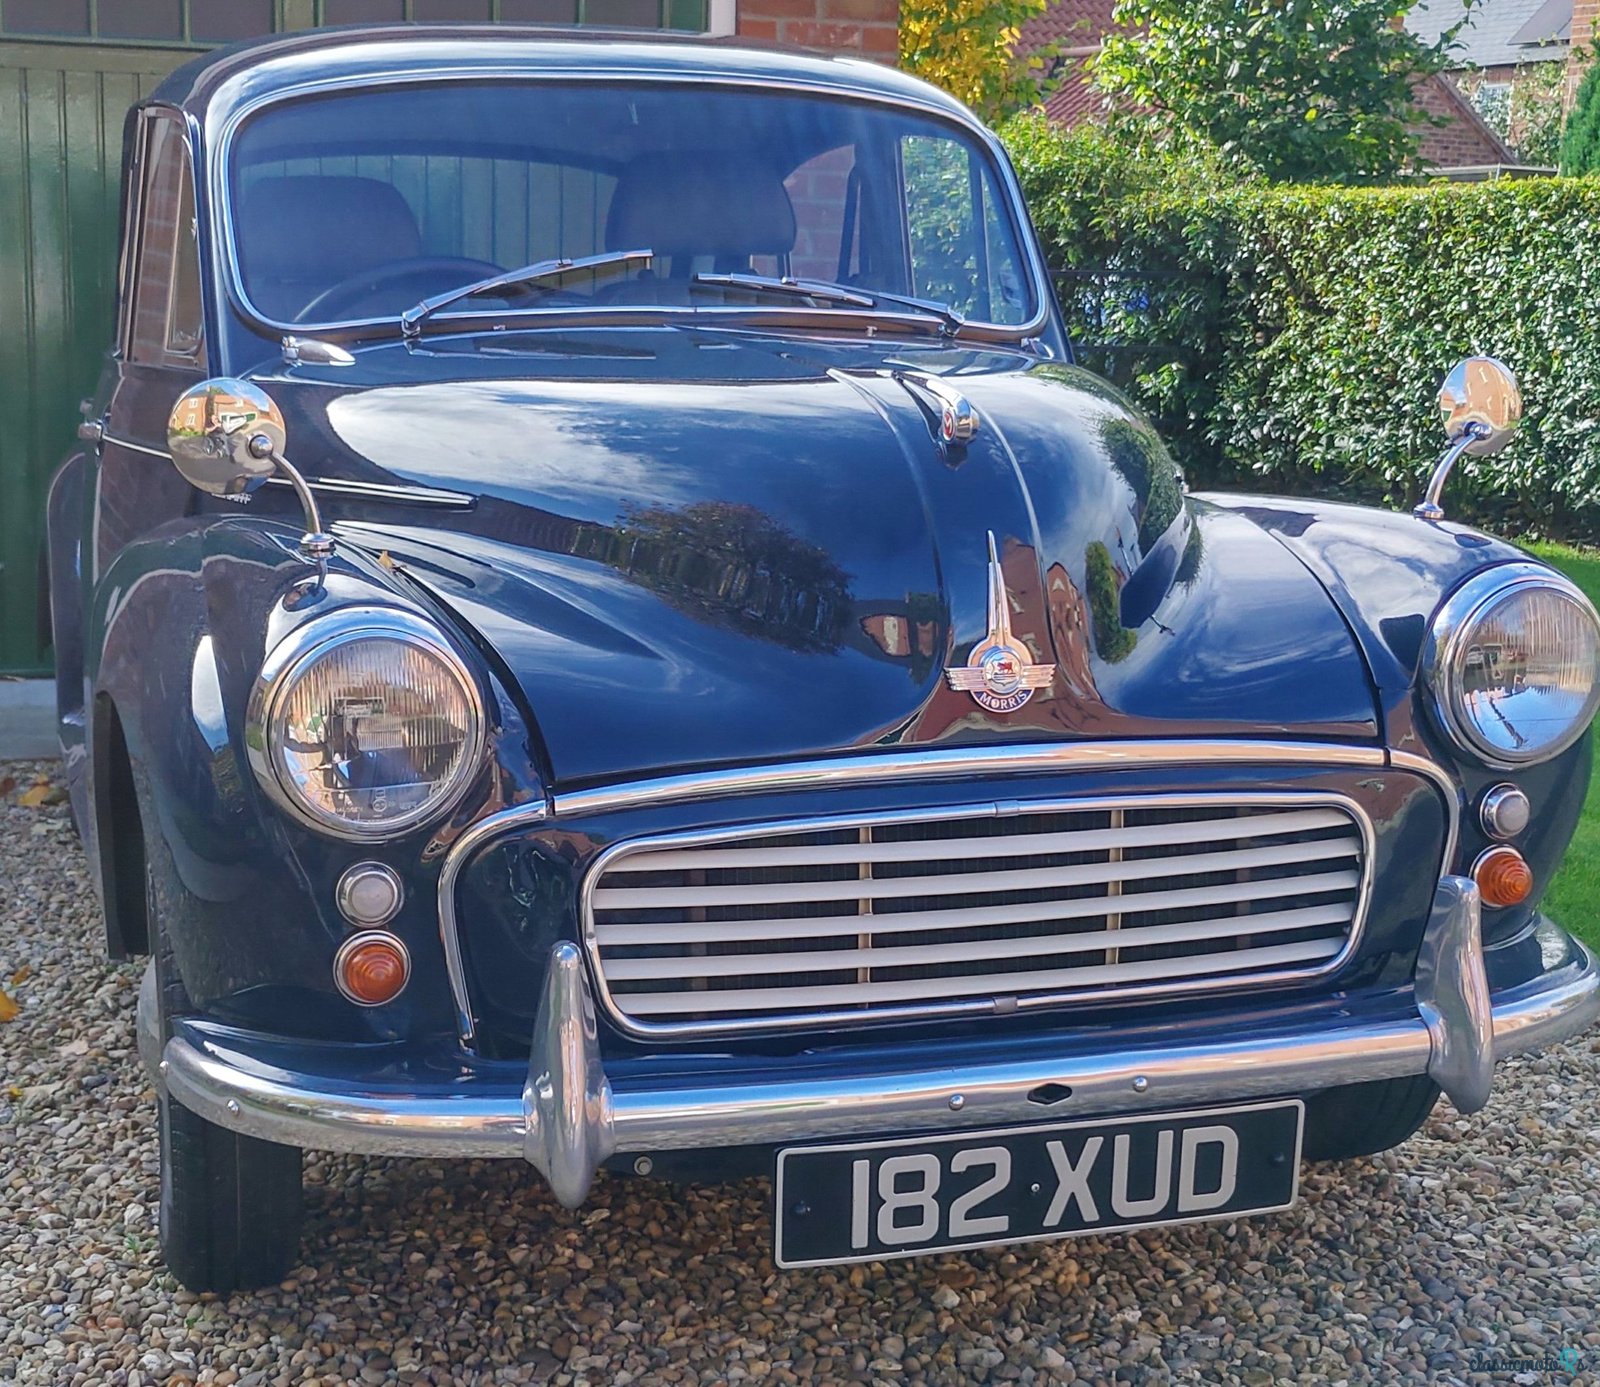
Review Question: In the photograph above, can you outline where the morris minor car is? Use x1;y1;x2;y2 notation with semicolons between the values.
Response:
45;25;1600;1291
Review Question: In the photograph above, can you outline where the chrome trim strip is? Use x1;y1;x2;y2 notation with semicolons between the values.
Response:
437;796;550;1047
102;432;475;508
262;475;476;508
557;740;1388;820
103;432;171;460
151;927;1600;1172
209;68;1055;347
1387;747;1462;872
578;791;1377;1041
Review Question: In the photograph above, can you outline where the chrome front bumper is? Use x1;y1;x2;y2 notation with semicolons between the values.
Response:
145;877;1599;1209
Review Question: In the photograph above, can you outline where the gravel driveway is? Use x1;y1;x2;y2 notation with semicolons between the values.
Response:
2;758;1597;1387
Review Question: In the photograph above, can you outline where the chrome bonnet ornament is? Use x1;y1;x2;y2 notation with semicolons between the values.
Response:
945;531;1056;712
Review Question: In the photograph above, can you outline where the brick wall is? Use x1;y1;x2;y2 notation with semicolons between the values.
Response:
736;0;899;59
1414;74;1516;168
1570;0;1597;105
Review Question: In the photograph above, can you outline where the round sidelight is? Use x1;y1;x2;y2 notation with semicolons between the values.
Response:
1479;784;1532;840
1472;846;1534;909
1425;565;1600;767
336;862;405;927
248;608;485;839
334;930;411;1006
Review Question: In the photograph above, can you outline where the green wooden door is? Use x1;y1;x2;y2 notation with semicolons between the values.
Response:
0;42;182;675
0;0;709;676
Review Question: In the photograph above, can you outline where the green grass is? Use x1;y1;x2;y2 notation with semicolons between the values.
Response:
1522;542;1600;948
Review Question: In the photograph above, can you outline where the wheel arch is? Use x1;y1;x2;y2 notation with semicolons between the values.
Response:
92;691;149;959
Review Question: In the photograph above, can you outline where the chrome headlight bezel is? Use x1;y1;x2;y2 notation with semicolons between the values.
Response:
1424;562;1600;769
245;606;487;841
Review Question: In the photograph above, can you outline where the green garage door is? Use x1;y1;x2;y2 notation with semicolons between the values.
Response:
0;0;708;676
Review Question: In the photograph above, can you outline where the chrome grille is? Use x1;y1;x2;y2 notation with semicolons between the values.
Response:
585;795;1370;1037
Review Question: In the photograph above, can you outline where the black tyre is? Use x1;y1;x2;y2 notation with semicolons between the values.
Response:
1301;1075;1441;1161
148;860;304;1292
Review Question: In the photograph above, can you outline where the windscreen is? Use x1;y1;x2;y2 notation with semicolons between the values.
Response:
227;81;1037;330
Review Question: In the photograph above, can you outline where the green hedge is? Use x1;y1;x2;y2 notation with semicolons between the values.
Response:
1005;118;1600;539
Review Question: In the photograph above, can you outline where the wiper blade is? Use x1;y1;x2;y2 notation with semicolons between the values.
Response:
690;272;967;335
401;248;654;338
691;272;876;309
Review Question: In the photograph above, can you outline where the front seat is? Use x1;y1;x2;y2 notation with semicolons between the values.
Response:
603;153;797;299
236;175;423;323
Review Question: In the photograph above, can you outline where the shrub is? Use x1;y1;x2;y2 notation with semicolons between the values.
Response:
1005;120;1600;539
1562;60;1600;175
1091;0;1456;184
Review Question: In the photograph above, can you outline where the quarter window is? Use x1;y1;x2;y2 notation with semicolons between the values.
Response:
128;116;203;364
902;134;1028;325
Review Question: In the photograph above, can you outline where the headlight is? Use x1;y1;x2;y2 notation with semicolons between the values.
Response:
1425;563;1600;766
248;609;486;838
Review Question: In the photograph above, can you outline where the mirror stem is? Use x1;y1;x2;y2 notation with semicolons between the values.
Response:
1414;421;1491;522
247;433;336;563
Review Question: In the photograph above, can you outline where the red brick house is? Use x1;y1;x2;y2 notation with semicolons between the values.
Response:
1571;0;1597;102
1017;0;1516;172
733;0;899;56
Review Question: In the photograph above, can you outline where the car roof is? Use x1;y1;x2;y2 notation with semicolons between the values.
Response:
149;24;978;132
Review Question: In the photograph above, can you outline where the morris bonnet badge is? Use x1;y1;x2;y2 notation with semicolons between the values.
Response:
945;532;1056;713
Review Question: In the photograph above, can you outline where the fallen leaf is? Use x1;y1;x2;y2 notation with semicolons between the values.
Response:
5;1086;19;1100
0;775;15;797
377;550;395;570
0;990;17;1022
17;784;51;808
20;1081;62;1102
9;965;30;986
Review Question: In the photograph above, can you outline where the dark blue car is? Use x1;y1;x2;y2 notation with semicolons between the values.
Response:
46;24;1600;1291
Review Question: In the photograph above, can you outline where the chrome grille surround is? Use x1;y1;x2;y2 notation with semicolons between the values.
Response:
582;792;1376;1039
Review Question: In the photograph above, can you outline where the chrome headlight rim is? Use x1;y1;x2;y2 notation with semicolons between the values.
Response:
1424;562;1600;769
246;606;487;841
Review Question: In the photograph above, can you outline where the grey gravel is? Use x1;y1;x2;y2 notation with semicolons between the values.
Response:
3;756;1599;1386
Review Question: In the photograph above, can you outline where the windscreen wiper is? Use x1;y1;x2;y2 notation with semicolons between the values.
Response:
400;249;654;338
690;272;968;335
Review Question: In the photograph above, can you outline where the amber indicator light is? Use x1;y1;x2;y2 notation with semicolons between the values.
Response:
336;933;410;1006
1472;846;1533;909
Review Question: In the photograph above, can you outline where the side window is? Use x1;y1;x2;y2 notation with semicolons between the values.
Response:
901;134;1029;325
128;116;202;364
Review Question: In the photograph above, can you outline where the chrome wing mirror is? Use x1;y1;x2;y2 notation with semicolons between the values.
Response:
1414;356;1522;522
167;378;335;561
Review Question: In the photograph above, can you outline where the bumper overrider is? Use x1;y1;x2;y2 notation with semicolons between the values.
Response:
140;877;1598;1208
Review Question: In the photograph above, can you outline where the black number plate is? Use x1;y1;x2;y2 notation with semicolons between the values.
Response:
774;1100;1303;1267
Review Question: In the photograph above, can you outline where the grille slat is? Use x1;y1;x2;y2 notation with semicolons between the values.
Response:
586;795;1369;1036
602;900;1354;979
617;938;1346;1015
590;835;1361;911
592;868;1362;946
601;806;1351;873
